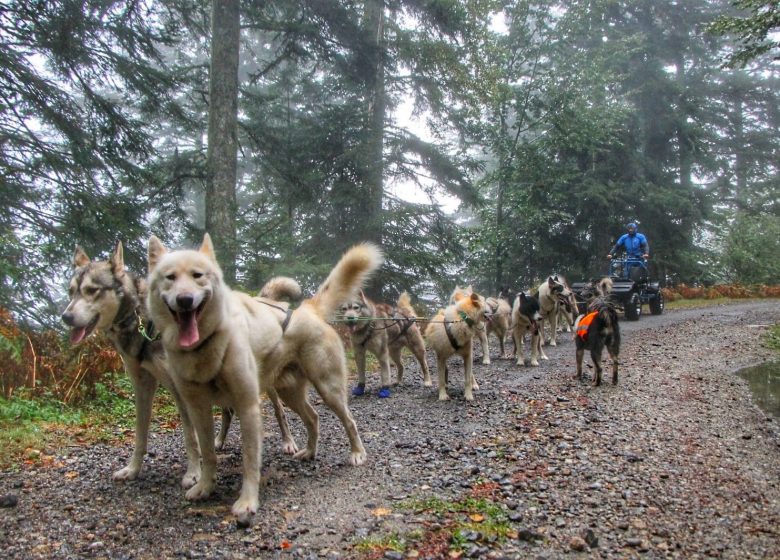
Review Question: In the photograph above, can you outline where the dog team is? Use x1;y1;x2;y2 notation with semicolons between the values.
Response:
62;235;620;525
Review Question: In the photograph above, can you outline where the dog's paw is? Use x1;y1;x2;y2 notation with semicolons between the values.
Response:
549;340;557;347
232;496;258;528
438;392;450;401
471;380;480;391
378;387;391;398
293;448;316;461
112;465;140;482
351;384;366;397
481;358;491;365
281;439;299;455
349;450;367;466
185;480;215;501
423;378;433;387
181;467;201;489
530;360;539;367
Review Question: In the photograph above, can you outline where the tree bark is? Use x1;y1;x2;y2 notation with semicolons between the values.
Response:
206;0;240;284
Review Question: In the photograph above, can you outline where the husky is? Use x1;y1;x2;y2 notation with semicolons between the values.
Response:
478;294;512;360
537;275;573;347
556;277;578;334
573;277;620;386
146;234;381;525
61;242;233;488
61;244;305;487
340;291;431;397
510;291;547;367
424;288;489;401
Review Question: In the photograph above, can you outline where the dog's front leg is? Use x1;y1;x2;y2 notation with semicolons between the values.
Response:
231;395;262;527
548;312;559;346
352;347;367;396
377;345;392;397
183;391;217;501
437;355;450;401
114;365;157;482
478;327;490;365
463;347;475;401
171;388;203;488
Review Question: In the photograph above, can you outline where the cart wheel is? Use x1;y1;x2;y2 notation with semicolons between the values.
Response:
624;292;641;321
650;290;664;315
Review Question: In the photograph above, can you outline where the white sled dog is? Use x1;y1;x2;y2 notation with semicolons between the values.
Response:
477;294;512;361
146;234;382;525
62;242;232;487
425;287;489;401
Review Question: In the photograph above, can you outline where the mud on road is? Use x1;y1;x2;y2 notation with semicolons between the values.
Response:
1;301;779;559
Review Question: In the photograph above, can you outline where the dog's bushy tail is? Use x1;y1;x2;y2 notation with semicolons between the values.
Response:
260;276;302;302
396;291;417;318
597;277;613;296
308;243;384;318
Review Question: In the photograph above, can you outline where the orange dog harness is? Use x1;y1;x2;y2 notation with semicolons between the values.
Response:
576;311;598;341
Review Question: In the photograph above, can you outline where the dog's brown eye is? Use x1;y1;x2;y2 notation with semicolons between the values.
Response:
192;271;203;279
166;273;176;281
84;287;99;296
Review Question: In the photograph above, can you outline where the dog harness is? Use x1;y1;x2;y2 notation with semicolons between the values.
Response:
576;311;598;341
387;312;416;345
444;310;475;350
258;300;294;332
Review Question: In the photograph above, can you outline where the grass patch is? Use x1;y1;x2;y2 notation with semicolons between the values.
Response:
765;324;780;353
0;372;179;469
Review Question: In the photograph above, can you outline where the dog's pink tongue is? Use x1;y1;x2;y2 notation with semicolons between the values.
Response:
177;311;200;348
70;327;87;344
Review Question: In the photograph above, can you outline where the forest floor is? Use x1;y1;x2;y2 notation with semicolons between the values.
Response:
1;301;779;559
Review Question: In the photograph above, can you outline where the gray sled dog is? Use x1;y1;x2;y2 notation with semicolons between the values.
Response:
425;287;489;401
574;277;620;386
62;242;232;488
511;291;547;367
537;275;573;347
146;234;382;525
340;291;431;397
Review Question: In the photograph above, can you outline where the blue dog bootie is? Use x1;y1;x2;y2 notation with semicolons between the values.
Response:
378;386;391;399
352;383;366;396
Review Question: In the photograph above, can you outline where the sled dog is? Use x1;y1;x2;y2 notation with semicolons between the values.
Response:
511;291;547;367
146;234;382;525
62;242;232;488
478;294;512;360
537;275;573;347
341;291;431;396
555;276;578;334
573;277;620;386
425;287;489;401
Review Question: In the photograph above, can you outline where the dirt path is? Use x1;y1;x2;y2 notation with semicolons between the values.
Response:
1;301;779;559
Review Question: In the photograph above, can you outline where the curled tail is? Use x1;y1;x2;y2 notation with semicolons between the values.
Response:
396;291;417;318
260;276;302;302
598;277;613;296
308;243;384;318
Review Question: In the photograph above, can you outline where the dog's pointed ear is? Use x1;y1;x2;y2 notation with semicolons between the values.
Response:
359;290;369;304
520;292;528;303
200;233;217;262
110;241;125;277
452;290;464;302
148;236;167;270
73;245;90;268
470;292;481;305
548;276;556;288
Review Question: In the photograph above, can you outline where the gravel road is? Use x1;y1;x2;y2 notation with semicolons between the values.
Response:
1;301;779;559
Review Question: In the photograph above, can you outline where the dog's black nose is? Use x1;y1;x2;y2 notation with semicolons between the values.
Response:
176;294;195;310
62;312;74;326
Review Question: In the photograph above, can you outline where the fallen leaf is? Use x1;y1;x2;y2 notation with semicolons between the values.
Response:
469;513;485;522
372;507;392;517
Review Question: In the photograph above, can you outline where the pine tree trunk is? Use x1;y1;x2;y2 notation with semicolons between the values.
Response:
206;0;240;284
363;0;385;297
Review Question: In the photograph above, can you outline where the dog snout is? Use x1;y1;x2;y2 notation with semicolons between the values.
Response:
176;293;196;310
62;311;75;326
